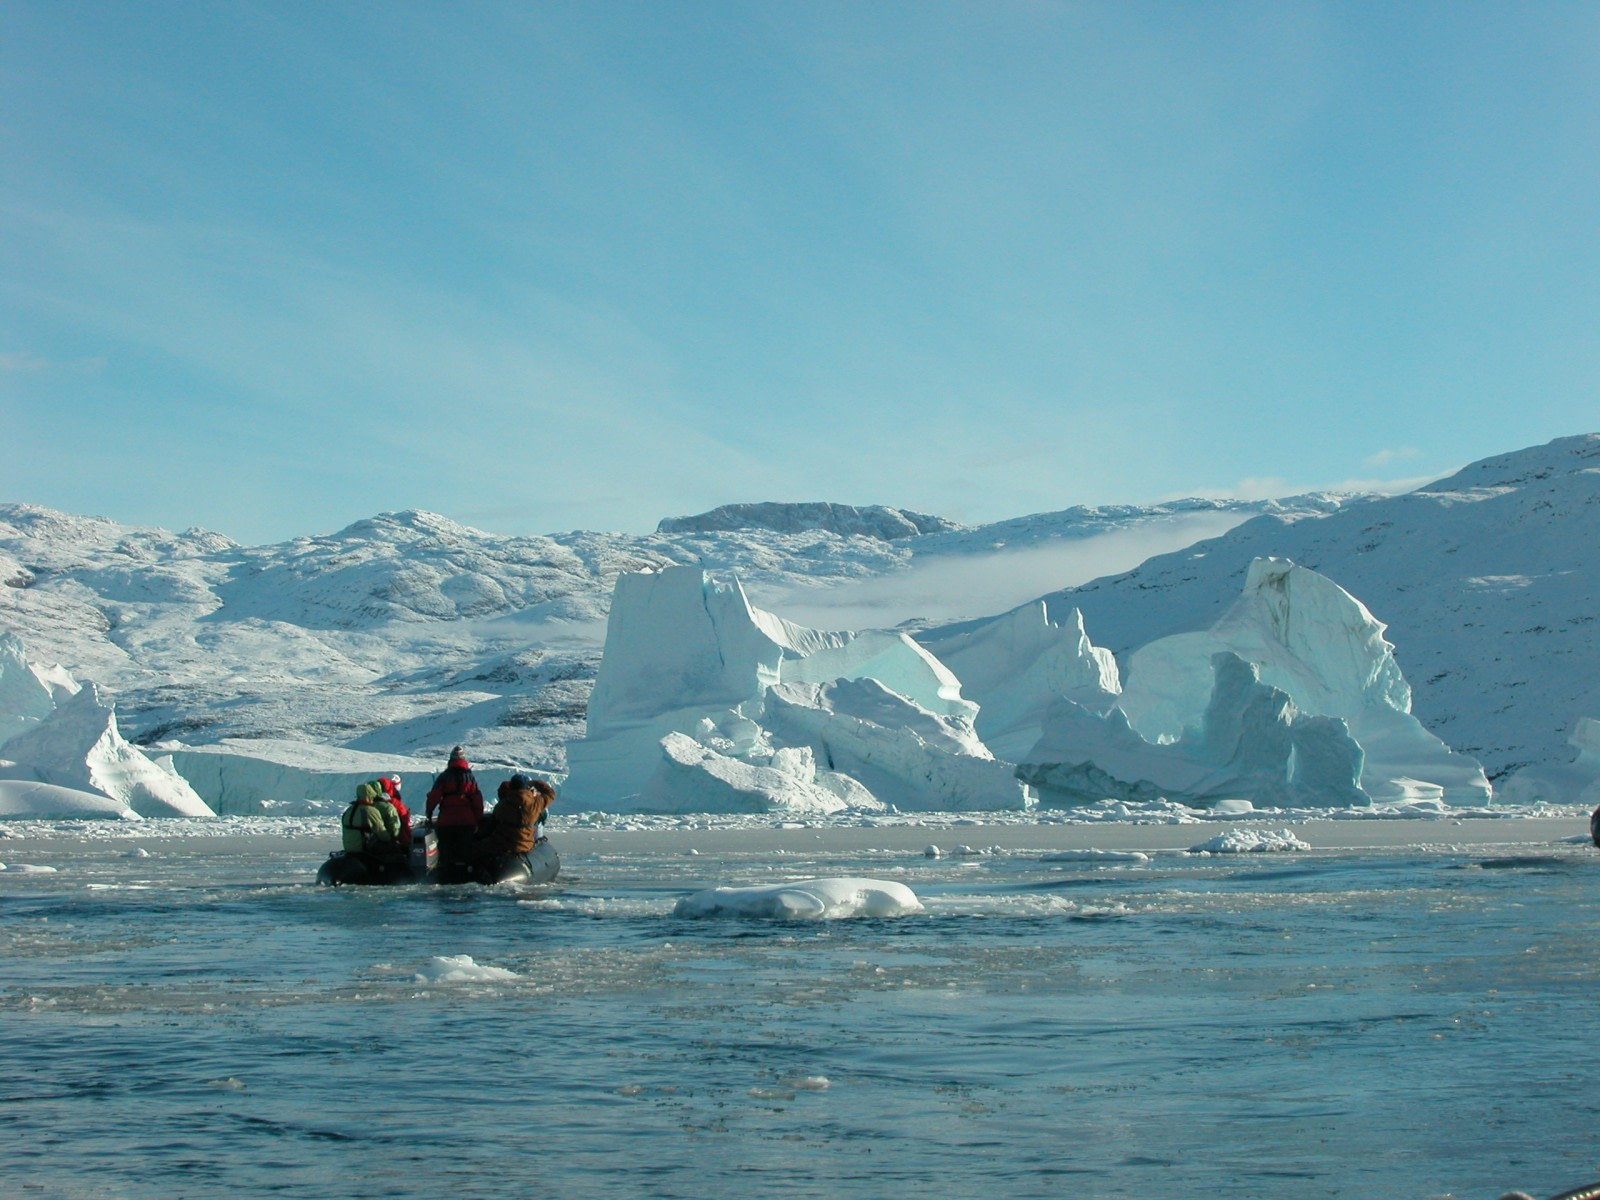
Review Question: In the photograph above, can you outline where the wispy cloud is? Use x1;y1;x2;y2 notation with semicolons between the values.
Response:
0;351;103;374
750;513;1250;631
1364;446;1420;468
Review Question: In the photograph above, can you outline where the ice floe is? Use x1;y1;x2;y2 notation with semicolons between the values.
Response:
673;876;924;919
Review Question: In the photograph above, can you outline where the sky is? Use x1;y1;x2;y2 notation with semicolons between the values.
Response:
3;1;1597;546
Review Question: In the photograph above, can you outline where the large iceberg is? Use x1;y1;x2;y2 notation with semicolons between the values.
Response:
1114;559;1490;805
561;566;1024;812
0;632;78;743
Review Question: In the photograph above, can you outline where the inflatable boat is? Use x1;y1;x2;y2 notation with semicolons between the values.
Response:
317;830;560;887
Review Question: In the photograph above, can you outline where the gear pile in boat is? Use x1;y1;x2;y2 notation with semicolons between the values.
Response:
317;748;559;886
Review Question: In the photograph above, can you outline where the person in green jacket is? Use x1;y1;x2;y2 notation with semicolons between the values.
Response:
341;780;401;855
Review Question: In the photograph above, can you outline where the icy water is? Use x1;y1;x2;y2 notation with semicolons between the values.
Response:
1;821;1597;1200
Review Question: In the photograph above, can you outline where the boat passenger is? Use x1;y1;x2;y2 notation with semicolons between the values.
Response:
426;746;484;877
341;780;401;857
378;774;413;849
474;775;554;883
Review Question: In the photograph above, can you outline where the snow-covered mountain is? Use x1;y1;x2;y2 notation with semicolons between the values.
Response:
2;432;1596;812
0;493;1338;773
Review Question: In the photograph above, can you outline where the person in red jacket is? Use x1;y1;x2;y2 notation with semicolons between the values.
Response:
377;774;412;850
425;747;483;880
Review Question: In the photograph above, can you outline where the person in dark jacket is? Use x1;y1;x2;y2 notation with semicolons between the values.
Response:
474;774;553;883
425;747;484;879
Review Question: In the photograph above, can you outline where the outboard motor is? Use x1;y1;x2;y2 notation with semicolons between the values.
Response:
409;828;439;876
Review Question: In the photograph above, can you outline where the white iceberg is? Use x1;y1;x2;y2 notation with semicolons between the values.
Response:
1116;559;1491;805
673;876;924;919
563;567;1007;812
1188;828;1311;854
413;955;521;983
0;681;214;817
0;779;140;820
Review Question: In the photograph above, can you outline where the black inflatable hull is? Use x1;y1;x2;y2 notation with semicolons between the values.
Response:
317;840;560;887
493;839;561;884
316;851;427;887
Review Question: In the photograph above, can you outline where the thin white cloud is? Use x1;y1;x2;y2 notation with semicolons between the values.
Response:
1364;446;1420;468
750;512;1251;631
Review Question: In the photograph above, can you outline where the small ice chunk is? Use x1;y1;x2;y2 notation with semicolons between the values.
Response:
1040;849;1150;863
0;863;58;874
1187;828;1310;854
673;877;923;920
413;954;520;983
1209;799;1255;816
923;845;942;858
124;847;151;858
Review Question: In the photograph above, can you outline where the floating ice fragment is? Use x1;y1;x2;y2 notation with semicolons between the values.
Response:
414;954;521;983
0;863;58;873
1040;849;1150;863
124;847;151;858
1187;828;1310;854
924;845;942;858
208;1077;246;1090
788;1075;830;1091
673;877;923;920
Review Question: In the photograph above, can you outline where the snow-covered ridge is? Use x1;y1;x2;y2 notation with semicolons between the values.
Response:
656;502;958;540
2;434;1598;815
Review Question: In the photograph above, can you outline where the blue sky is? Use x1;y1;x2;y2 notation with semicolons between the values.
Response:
4;1;1597;544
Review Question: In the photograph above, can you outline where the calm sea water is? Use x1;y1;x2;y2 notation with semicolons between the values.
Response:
1;825;1597;1199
